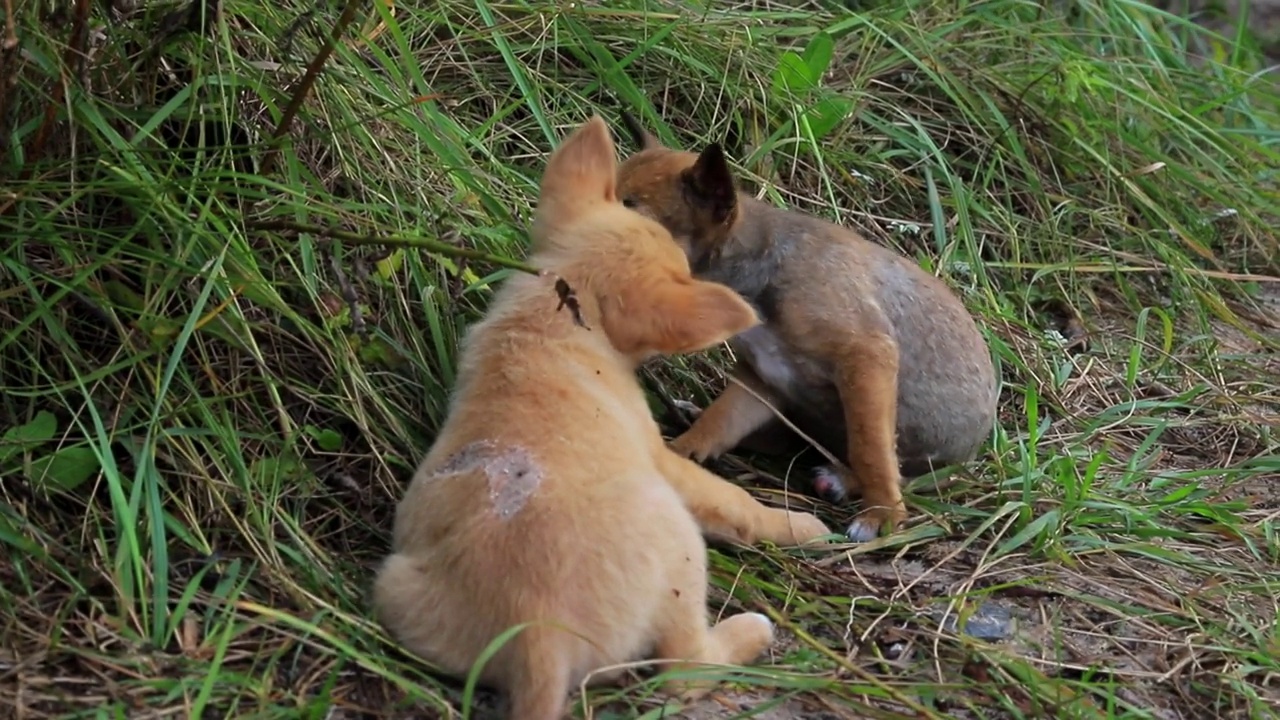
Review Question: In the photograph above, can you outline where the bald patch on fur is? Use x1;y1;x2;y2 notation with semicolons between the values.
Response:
431;440;544;520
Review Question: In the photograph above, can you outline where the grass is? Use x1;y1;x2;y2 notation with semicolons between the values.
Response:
1;0;1278;717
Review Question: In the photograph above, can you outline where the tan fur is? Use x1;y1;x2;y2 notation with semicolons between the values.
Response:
614;117;999;543
371;116;832;720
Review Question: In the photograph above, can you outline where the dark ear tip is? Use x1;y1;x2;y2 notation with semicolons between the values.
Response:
696;143;730;169
695;144;733;185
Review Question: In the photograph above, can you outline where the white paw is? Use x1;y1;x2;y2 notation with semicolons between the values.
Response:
744;612;774;633
738;612;776;652
673;399;703;418
845;517;880;543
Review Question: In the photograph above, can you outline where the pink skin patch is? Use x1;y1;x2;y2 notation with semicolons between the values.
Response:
811;466;847;503
431;440;544;520
812;466;881;543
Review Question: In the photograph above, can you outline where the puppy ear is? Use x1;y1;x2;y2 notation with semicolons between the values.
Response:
602;274;759;357
619;110;662;151
681;143;737;225
534;115;618;234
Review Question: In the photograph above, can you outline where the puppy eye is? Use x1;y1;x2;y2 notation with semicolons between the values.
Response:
621;196;637;208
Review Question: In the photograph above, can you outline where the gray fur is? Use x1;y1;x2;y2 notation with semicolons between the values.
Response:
700;193;998;483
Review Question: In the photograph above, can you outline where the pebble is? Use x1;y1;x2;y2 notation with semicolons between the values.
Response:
932;602;1016;641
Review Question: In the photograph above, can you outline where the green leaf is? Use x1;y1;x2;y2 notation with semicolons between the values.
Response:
137;314;184;350
355;335;405;369
28;445;102;491
0;411;58;464
802;95;854;140
800;31;835;80
304;425;344;452
771;51;814;96
773;32;835;98
375;248;404;280
249;451;308;489
0;509;42;555
103;279;147;312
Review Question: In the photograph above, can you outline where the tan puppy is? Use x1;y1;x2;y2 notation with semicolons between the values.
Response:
372;116;832;720
614;113;999;543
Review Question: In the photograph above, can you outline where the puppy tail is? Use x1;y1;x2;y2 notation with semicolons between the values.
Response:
505;626;573;720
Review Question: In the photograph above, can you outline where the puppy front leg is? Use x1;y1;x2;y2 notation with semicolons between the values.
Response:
669;364;781;462
655;449;832;546
830;332;907;542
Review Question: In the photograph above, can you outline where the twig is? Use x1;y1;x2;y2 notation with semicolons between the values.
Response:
725;374;847;472
259;0;365;176
248;220;590;329
244;220;542;275
1;0;15;50
0;0;17;155
18;0;92;179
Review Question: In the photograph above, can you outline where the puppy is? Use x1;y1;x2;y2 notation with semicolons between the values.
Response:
372;116;832;720
614;113;999;542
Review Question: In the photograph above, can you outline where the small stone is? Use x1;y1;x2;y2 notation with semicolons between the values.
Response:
934;602;1015;641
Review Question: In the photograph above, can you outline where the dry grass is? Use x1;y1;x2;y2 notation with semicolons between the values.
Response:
1;0;1278;718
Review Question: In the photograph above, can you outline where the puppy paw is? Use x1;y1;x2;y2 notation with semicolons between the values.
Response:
672;399;704;419
668;429;719;463
707;612;775;669
844;504;907;543
776;510;834;546
734;612;776;659
845;516;881;543
662;613;776;702
811;465;849;503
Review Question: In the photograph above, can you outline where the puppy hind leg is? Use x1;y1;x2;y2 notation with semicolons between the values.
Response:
760;404;857;504
503;627;575;720
650;577;775;702
806;426;860;502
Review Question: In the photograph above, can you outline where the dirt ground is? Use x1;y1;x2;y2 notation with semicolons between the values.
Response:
598;285;1280;720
